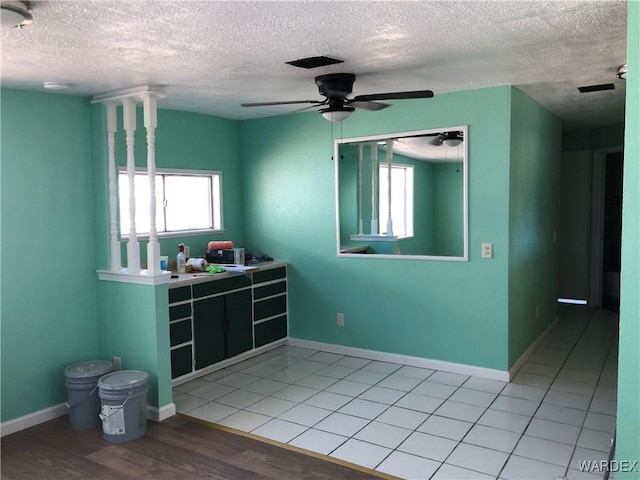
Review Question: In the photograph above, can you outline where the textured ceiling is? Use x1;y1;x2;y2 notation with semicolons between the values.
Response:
0;0;628;129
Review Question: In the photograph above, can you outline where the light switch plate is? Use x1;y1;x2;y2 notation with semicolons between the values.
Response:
482;243;493;259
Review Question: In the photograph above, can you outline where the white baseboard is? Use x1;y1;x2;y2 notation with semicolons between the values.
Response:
147;402;176;422
1;399;178;437
0;403;67;438
287;338;510;382
508;316;560;380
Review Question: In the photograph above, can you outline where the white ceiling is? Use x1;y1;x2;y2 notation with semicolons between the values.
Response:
0;0;627;129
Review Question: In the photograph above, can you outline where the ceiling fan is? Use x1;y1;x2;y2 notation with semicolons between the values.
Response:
428;131;464;147
241;73;434;122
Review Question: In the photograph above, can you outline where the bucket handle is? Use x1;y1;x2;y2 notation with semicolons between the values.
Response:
98;392;133;421
64;383;99;410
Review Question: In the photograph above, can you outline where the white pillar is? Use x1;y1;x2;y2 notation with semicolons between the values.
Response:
143;94;161;275
106;102;122;272
357;144;364;235
386;140;394;236
370;143;379;235
122;97;140;274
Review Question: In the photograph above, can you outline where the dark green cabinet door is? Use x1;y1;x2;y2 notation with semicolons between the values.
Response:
225;289;253;358
193;296;226;369
171;345;193;379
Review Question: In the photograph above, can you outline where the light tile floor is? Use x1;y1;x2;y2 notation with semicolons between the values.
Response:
173;307;618;479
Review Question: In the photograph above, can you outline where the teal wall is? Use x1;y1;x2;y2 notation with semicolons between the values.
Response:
92;104;243;269
1;90;99;422
432;162;464;257
507;88;562;366
562;123;625;152
240;86;514;370
617;0;640;473
96;282;171;408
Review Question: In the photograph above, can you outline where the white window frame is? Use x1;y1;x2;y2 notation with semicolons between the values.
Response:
378;163;414;239
118;167;224;240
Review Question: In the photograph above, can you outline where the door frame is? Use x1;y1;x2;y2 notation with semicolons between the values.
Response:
589;148;624;306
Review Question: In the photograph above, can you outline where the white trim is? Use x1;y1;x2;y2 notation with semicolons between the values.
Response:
0;403;67;437
147;402;176;422
92;85;166;103
350;234;400;242
508;316;560;380
287;338;509;382
97;269;172;285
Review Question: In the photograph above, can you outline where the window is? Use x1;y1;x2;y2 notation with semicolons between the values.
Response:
379;164;414;237
118;169;222;238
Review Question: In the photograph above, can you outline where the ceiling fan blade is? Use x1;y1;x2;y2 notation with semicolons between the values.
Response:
294;101;328;113
429;134;445;145
241;100;322;107
352;90;434;102
347;100;389;111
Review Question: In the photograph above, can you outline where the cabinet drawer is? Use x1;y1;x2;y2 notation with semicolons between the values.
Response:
254;295;287;321
193;276;252;298
169;286;191;304
171;345;193;379
254;281;287;300
169;303;191;321
254;315;287;348
170;319;192;346
253;267;286;285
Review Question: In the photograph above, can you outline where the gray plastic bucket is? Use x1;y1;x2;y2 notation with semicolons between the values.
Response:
64;360;114;429
98;370;148;443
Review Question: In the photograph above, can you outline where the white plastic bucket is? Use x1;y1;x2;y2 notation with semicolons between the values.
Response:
98;370;148;443
64;360;114;429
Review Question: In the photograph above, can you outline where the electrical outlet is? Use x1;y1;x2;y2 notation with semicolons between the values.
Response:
481;242;493;259
113;356;122;371
184;245;190;257
337;313;345;327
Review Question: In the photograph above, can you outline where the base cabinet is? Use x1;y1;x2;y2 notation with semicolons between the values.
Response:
169;265;288;381
193;296;227;370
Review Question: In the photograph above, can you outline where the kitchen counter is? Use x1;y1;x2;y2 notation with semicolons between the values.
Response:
168;261;288;288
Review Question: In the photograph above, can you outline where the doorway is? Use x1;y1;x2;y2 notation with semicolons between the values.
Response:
601;152;624;311
558;149;624;308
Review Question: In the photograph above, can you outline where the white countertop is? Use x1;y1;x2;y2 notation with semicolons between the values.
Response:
168;261;288;288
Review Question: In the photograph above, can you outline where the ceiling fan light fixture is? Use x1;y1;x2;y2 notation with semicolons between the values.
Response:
1;1;32;29
617;63;627;80
442;138;463;147
319;107;354;122
43;81;70;90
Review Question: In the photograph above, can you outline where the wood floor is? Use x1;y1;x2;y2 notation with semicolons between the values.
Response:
1;415;391;480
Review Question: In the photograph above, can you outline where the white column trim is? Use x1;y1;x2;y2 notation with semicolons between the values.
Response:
143;93;161;275
370;143;378;235
122;97;140;274
106;102;123;272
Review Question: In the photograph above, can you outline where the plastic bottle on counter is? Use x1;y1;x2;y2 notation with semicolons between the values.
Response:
176;243;186;274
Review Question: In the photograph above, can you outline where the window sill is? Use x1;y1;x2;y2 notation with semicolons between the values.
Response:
121;228;225;241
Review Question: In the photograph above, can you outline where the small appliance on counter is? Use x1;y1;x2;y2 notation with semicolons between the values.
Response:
206;247;245;265
205;240;245;265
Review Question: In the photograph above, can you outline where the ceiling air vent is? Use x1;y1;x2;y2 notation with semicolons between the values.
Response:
286;56;344;69
578;83;615;93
